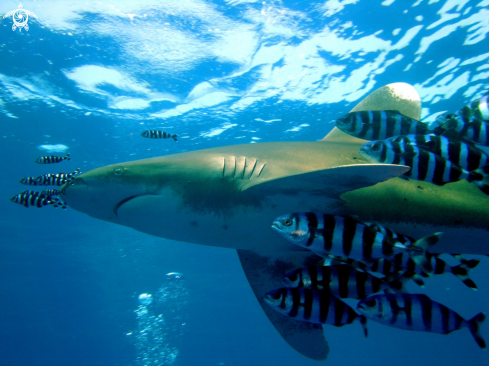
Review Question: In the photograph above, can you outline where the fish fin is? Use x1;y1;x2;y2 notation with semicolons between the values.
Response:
358;315;368;338
451;261;480;291
322;83;421;141
237;250;329;360
383;271;412;293
441;129;477;146
172;134;178;141
243;164;410;199
407;232;442;273
469;164;489;195
467;313;486;349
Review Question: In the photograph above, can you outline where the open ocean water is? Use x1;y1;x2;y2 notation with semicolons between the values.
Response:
1;0;489;365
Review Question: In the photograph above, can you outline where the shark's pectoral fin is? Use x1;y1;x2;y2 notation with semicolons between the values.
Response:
236;249;329;361
242;164;410;199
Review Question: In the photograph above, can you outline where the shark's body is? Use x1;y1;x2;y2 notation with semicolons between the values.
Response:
61;83;489;360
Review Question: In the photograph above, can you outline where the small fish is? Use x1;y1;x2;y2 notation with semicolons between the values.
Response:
359;139;489;194
40;189;61;197
357;294;486;349
141;130;177;141
272;212;440;273
10;191;56;208
35;153;70;164
335;110;430;140
433;117;489;146
265;287;368;336
20;169;81;186
436;94;489;127
282;266;406;299
387;134;489;171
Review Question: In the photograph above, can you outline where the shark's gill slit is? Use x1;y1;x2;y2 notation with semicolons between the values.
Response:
257;163;266;177
249;159;258;179
242;158;247;180
222;157;225;179
233;156;237;179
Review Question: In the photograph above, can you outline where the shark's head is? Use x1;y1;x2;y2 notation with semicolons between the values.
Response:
59;159;169;223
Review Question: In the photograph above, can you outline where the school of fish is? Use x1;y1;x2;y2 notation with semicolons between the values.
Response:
265;95;488;349
10;153;77;209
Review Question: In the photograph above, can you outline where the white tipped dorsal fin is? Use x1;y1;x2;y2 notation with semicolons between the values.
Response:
322;82;422;142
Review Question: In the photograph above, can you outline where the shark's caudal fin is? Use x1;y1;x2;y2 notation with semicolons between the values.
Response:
322;82;422;143
237;249;329;361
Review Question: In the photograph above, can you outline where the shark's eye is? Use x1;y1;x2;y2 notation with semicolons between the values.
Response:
113;167;124;176
364;299;377;307
282;218;293;227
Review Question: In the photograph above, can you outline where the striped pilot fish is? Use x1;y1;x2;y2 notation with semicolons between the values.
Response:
141;130;177;141
365;221;480;290
335;110;431;141
19;169;81;186
35;153;70;164
282;266;406;299
271;212;440;273
264;287;368;336
357;293;486;349
387;134;489;171
10;190;57;208
434;94;489;127
359;139;489;194
432;117;489;146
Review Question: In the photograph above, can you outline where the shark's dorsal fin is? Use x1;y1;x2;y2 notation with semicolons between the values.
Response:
322;82;422;142
237;250;329;360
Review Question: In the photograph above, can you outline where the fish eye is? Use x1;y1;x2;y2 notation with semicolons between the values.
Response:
364;299;376;307
372;143;382;152
113;167;124;176
282;218;293;227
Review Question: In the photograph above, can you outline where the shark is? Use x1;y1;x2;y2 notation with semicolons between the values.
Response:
60;83;489;361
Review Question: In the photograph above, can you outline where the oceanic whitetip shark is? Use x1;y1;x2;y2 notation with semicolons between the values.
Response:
60;83;489;361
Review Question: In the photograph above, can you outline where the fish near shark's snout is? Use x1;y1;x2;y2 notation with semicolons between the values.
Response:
60;163;155;223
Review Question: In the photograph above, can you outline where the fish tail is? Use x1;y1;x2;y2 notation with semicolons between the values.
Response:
383;271;413;293
450;261;480;291
358;315;368;338
468;164;489;195
466;312;486;349
172;134;178;141
407;233;442;274
66;153;71;161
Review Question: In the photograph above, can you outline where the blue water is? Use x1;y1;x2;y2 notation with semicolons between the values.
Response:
1;1;488;365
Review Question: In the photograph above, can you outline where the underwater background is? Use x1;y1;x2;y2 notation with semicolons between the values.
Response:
1;0;489;365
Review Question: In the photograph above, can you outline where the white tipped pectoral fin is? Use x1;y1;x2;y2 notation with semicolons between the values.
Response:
237;250;329;361
243;164;410;199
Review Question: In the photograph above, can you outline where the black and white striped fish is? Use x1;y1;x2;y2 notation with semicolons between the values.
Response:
387;134;489;171
357;293;486;349
282;266;406;299
35;153;70;164
271;212;440;273
40;189;61;197
20;169;81;186
359;139;489;194
433;117;489;146
435;94;489;127
265;287;368;336
141;130;177;141
335;110;430;140
10;190;56;208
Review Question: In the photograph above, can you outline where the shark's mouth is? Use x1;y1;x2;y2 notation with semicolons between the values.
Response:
113;195;144;217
